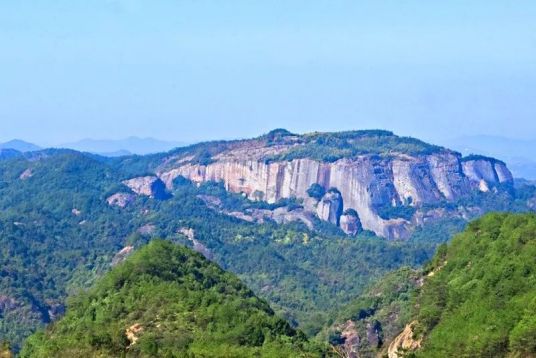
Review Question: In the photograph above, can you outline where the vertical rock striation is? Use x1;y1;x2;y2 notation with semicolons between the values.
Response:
156;132;513;238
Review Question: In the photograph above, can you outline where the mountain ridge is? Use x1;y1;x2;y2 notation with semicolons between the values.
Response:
148;129;514;238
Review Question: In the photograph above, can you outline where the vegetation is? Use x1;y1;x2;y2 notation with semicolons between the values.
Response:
410;213;536;357
21;240;323;357
0;151;446;351
265;130;445;162
1;139;535;354
306;183;326;200
323;267;421;356
326;213;536;357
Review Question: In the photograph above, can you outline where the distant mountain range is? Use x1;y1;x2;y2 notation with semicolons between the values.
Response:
2;135;535;178
0;139;41;152
59;137;186;156
444;135;536;180
0;137;186;157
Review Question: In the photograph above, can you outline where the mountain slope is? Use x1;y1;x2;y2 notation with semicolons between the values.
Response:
153;129;514;238
20;240;321;358
1;131;534;351
446;135;536;179
408;213;536;357
330;213;536;357
60;136;185;155
0;140;41;152
0;148;445;350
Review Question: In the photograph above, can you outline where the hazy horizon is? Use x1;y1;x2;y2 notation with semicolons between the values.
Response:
1;1;535;146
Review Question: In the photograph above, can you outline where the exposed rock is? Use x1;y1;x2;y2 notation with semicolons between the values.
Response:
107;193;135;208
126;323;143;347
157;136;513;239
196;194;222;209
138;224;156;236
316;189;343;225
178;227;195;240
0;296;18;312
478;179;490;192
178;228;212;260
366;321;382;349
19;168;33;180
528;197;536;210
340;209;362;236
111;246;134;266
462;159;512;187
47;303;65;321
122;176;170;200
388;322;421;358
271;207;315;229
227;211;255;222
337;320;360;358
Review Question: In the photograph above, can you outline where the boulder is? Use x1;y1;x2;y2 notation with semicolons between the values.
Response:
316;188;343;225
340;209;362;236
122;176;170;200
107;193;135;208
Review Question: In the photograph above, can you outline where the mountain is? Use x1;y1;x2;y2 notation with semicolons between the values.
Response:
59;136;185;155
0;149;23;160
154;129;514;239
329;213;536;357
0;139;41;152
20;240;321;357
0;129;534;352
445;135;536;180
0;147;447;351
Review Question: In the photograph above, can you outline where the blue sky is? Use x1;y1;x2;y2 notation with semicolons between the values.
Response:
1;1;535;145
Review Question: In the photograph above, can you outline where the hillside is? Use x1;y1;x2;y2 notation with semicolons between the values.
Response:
152;129;515;239
329;213;536;357
0;148;448;350
0;130;535;351
20;240;321;357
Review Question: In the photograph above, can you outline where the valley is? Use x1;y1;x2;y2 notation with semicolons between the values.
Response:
0;130;535;356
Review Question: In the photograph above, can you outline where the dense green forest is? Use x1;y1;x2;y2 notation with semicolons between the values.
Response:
21;240;323;357
0;150;449;350
1;144;535;354
411;213;536;357
261;129;445;162
328;213;536;357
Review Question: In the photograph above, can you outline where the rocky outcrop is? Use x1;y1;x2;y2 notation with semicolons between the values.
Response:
126;323;143;347
107;193;135;208
340;209;362;236
19;168;33;180
316;189;343;225
137;224;156;236
111;246;134;266
0;296;18;312
156;133;513;239
122;176;170;200
388;322;421;358
462;158;512;190
178;228;213;260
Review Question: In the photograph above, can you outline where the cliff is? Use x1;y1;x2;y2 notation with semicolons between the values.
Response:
155;130;513;238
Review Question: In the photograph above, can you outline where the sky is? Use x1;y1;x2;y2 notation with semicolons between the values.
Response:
0;0;535;146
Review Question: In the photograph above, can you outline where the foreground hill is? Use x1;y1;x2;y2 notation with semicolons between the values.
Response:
21;240;321;357
1;130;535;350
328;213;536;357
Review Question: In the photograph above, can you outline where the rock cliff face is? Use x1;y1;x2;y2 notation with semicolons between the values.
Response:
316;189;343;225
156;130;513;238
340;210;362;236
122;176;170;200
